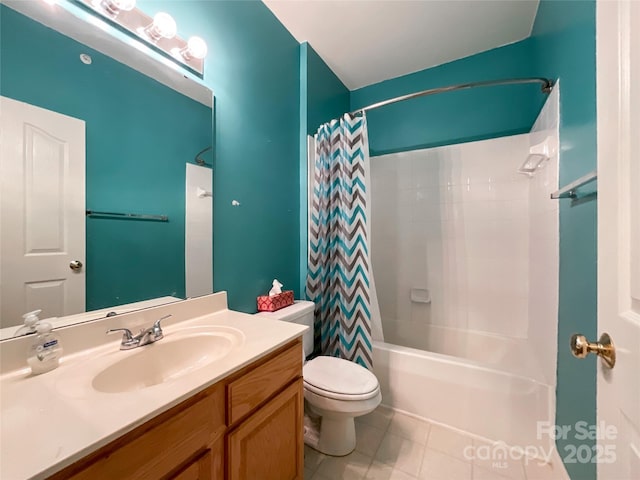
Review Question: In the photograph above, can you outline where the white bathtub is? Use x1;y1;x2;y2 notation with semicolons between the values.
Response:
383;322;549;384
372;340;554;451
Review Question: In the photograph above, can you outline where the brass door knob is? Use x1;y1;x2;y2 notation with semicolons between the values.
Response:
570;332;616;368
69;260;83;271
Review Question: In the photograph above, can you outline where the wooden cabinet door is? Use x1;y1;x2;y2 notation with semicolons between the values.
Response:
228;379;303;480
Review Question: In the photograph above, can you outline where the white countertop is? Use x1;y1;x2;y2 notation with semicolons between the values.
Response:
0;294;307;480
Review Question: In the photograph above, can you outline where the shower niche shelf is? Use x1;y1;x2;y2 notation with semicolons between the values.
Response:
551;170;597;200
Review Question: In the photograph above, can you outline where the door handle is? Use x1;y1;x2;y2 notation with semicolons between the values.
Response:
69;260;83;271
570;332;616;368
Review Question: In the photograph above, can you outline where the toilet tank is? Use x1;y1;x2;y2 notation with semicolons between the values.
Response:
257;301;314;358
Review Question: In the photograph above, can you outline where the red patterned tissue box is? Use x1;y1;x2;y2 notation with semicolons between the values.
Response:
257;291;294;312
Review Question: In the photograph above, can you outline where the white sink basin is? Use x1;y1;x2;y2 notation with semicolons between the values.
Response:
92;326;244;393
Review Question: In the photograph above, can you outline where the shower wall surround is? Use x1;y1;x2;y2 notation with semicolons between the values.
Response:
371;135;532;345
370;85;559;385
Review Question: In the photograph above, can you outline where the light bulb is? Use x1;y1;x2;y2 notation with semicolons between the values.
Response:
148;12;177;40
187;36;208;59
98;0;135;16
181;36;208;60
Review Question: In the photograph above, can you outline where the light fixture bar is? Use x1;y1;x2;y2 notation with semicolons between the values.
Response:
76;0;205;76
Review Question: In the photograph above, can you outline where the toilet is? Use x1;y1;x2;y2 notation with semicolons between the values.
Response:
258;301;381;456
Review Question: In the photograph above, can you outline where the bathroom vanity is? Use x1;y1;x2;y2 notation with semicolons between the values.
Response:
0;292;306;479
51;340;303;480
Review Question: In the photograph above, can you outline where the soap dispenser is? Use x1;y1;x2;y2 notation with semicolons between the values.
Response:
14;310;42;337
27;321;62;375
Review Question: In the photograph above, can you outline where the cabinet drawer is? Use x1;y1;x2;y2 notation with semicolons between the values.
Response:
227;340;302;425
53;384;225;480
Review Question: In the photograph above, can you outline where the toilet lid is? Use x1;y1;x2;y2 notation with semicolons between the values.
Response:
303;356;379;400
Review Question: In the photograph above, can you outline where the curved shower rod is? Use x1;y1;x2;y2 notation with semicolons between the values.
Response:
350;77;554;115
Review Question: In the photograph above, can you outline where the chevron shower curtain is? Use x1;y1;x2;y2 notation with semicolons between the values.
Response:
306;113;378;369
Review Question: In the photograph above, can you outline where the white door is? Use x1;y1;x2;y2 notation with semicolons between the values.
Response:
596;2;640;479
0;97;85;327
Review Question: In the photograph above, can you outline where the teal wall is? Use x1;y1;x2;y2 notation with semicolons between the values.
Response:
0;6;212;310
298;42;351;293
531;2;597;479
136;1;301;312
305;44;351;136
350;39;543;156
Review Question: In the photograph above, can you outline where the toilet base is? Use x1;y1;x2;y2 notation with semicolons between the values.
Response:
316;415;357;456
303;379;382;457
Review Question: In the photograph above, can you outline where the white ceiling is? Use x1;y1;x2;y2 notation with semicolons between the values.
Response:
263;0;539;90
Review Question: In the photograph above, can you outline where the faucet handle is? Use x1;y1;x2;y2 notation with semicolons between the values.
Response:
147;314;171;342
107;327;134;342
153;314;172;331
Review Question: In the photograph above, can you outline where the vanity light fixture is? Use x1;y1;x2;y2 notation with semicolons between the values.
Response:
76;0;207;76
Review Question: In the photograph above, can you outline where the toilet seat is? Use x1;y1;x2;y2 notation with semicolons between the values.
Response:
303;356;380;401
304;381;380;401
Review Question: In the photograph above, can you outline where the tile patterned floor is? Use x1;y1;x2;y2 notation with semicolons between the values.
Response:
304;406;567;480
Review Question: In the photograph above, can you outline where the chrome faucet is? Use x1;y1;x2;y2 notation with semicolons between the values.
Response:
107;314;171;350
